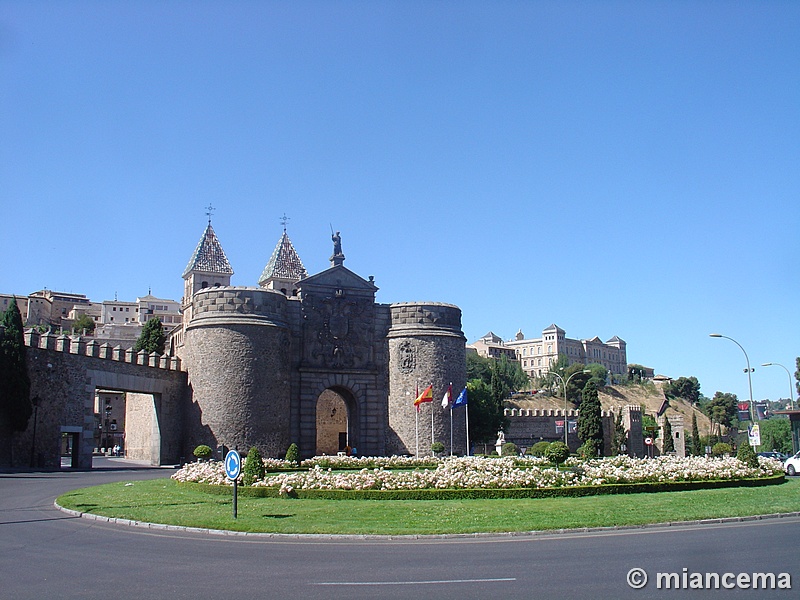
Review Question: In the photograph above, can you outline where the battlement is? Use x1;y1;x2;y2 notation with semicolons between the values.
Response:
504;408;616;418
387;302;464;337
190;286;288;323
23;329;181;371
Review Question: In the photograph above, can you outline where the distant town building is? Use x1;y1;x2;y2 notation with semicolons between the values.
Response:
469;324;628;379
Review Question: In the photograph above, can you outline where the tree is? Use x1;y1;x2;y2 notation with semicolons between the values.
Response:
577;379;603;455
736;440;758;468
757;418;792;454
627;364;649;383
691;411;702;456
664;376;701;405
795;357;800;399
71;313;96;335
134;317;165;354
0;298;32;433
662;417;675;453
704;391;738;435
610;410;627;456
466;378;507;445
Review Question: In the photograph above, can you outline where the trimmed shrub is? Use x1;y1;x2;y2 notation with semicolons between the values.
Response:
577;439;601;459
501;442;519;457
546;441;570;467
431;442;445;455
285;443;300;465
193;445;212;460
530;441;551;457
737;442;759;468
711;442;732;457
243;446;265;486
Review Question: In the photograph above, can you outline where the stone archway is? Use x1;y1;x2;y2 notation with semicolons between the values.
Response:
315;387;358;455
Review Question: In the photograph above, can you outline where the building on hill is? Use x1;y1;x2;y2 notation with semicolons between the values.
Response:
468;331;518;360
469;324;628;380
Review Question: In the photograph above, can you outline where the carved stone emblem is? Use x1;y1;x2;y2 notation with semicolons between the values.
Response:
302;293;371;368
397;340;416;374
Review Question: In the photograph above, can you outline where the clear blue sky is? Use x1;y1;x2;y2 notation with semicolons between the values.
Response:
2;1;798;403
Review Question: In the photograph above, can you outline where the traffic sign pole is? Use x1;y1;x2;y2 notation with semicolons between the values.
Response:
224;450;242;519
232;480;238;519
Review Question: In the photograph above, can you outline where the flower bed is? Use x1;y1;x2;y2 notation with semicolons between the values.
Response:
172;454;784;498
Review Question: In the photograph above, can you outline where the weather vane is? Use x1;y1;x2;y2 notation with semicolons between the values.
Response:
280;213;290;232
205;203;215;224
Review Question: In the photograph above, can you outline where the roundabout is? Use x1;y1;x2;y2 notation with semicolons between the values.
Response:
2;458;798;599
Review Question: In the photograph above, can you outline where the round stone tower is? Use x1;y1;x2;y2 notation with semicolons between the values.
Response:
183;286;291;457
386;302;467;456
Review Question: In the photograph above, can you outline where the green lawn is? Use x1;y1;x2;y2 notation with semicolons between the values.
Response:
56;477;800;535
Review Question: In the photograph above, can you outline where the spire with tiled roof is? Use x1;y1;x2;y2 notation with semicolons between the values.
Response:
259;217;306;292
182;213;234;279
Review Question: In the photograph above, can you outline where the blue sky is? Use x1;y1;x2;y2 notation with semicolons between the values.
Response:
2;1;798;403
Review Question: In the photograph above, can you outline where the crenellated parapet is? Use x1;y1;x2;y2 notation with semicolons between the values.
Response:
387;302;465;339
504;408;616;418
22;329;182;371
189;286;288;326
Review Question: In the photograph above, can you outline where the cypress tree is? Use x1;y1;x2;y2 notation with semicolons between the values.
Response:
0;298;32;432
134;317;165;354
662;416;675;453
691;411;702;456
577;379;603;455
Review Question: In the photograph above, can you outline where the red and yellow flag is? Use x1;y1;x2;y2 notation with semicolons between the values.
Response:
413;385;433;411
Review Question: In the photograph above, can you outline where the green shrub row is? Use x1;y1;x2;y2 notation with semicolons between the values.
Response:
179;474;784;501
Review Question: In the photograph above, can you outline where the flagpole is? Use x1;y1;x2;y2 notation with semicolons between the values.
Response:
449;406;453;456
465;403;470;456
449;382;453;456
430;399;434;456
415;382;419;457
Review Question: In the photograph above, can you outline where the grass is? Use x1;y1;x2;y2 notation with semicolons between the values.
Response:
56;477;800;535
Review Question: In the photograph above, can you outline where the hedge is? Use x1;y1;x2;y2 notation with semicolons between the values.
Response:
177;474;785;501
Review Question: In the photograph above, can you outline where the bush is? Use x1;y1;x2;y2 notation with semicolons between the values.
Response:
546;441;570;466
711;442;733;457
285;443;300;465
577;439;601;459
501;442;519;457
530;441;551;457
737;441;759;468
431;442;445;455
243;446;265;486
193;445;212;460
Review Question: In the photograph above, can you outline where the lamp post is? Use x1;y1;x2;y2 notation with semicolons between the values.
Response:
551;369;592;446
709;333;755;423
761;362;796;410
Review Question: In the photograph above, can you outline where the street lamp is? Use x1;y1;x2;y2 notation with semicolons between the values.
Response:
709;333;755;423
761;362;795;410
551;369;592;446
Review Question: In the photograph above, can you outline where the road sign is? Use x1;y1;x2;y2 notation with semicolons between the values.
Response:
224;450;241;480
748;424;761;447
644;437;653;446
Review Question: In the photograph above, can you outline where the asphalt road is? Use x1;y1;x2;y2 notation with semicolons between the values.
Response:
1;458;797;600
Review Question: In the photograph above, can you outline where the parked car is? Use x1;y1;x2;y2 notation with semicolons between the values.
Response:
757;451;788;461
784;451;800;476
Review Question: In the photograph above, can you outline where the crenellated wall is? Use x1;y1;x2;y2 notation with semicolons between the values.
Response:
504;405;644;456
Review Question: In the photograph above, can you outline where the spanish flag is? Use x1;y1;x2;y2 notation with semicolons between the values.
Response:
413;385;433;411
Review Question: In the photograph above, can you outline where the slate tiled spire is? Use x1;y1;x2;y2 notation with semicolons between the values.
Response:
259;230;307;287
182;223;234;278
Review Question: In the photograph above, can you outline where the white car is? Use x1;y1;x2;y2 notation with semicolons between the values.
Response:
784;451;800;476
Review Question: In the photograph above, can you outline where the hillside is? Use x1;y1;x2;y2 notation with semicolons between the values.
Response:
506;383;711;433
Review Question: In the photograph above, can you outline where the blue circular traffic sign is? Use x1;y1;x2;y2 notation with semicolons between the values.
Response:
224;450;241;480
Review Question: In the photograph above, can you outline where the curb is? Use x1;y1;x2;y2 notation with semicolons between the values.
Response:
53;501;800;541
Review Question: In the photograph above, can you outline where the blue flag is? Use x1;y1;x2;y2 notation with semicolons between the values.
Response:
452;387;467;409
